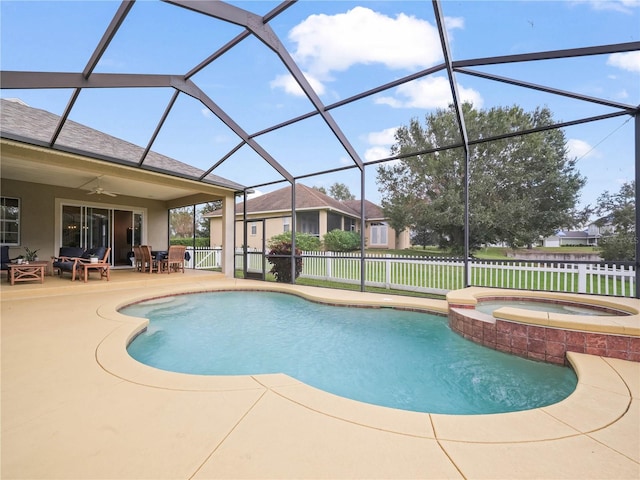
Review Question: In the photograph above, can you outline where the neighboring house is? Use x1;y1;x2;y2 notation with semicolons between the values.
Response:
543;230;592;247
206;184;410;250
542;218;615;247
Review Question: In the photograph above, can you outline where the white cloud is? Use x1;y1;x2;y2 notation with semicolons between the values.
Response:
607;52;640;72
574;0;640;14
364;146;393;162
246;189;264;199
444;16;465;30
288;6;444;79
270;72;326;97
375;76;483;109
615;89;630;99
362;127;399;162
367;127;398;146
567;138;598;160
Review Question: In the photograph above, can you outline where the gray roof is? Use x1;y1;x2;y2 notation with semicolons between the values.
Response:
558;230;590;238
0;98;244;191
209;183;385;220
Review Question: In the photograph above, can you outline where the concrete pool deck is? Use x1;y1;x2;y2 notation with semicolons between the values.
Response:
1;270;639;479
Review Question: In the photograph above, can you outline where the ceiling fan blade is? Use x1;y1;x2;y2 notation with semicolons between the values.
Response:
103;191;117;197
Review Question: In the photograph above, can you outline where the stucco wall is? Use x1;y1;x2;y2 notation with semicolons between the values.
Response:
1;178;170;260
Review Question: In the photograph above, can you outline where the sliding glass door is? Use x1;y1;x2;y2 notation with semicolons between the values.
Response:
60;204;144;267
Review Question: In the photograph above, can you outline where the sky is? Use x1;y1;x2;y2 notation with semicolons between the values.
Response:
1;0;639;217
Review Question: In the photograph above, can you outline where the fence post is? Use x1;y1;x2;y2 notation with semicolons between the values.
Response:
386;254;391;288
326;251;332;280
577;263;587;293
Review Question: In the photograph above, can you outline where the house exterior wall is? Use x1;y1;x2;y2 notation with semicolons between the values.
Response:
544;236;561;248
364;222;410;249
1;178;170;261
211;209;407;250
562;237;590;246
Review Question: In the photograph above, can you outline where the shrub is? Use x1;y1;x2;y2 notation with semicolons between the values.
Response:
267;240;302;283
169;237;210;247
268;232;321;251
323;229;361;252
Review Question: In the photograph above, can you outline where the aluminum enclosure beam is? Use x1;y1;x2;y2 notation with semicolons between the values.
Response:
165;0;365;171
433;0;472;287
453;41;640;68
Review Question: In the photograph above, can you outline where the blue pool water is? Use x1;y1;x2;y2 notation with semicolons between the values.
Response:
124;291;577;415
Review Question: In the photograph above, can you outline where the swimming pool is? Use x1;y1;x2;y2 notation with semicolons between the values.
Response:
124;291;577;415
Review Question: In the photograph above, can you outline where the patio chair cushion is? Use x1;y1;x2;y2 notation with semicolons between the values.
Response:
53;247;90;275
58;247;85;258
81;246;107;260
1;246;12;270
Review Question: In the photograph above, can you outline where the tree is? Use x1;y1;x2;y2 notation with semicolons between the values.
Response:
410;208;439;248
196;201;221;238
329;182;355;201
376;103;585;254
169;207;194;238
312;183;355;201
595;181;635;261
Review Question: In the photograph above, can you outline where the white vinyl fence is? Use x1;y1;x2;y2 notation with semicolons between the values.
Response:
298;252;636;297
216;247;636;298
184;247;222;269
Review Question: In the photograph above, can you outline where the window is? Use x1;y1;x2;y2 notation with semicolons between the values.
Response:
370;222;388;246
327;212;342;231
1;197;20;246
283;217;290;233
250;223;257;236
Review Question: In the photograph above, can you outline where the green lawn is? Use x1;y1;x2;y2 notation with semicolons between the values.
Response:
369;246;600;260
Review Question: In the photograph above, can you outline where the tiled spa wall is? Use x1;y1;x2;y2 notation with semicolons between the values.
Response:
448;305;640;364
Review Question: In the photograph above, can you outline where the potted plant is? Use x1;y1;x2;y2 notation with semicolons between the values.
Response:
89;254;99;264
23;247;39;263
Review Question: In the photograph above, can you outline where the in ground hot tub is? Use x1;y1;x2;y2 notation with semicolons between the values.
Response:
447;288;640;364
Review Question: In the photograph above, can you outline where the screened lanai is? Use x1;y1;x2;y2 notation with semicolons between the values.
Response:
1;0;639;295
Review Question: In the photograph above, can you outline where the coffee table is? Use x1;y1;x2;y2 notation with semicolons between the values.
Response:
7;261;48;286
80;262;110;283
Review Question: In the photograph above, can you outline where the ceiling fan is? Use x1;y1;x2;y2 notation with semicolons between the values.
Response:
82;176;118;197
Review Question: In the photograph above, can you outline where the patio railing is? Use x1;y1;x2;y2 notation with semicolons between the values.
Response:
185;246;222;269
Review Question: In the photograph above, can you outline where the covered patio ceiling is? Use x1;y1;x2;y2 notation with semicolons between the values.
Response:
1;0;638;204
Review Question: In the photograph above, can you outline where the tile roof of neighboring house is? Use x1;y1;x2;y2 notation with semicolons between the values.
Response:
207;183;385;220
341;199;385;220
0;98;244;191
